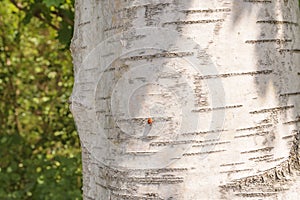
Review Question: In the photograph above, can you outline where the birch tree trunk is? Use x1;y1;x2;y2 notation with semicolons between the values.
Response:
70;0;300;199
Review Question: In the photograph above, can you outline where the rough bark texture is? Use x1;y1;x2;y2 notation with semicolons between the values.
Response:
70;0;300;199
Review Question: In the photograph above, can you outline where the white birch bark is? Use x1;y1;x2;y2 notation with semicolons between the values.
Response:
70;0;300;199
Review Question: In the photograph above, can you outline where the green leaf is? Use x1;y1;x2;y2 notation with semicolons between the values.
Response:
43;0;64;7
23;13;33;24
57;22;73;47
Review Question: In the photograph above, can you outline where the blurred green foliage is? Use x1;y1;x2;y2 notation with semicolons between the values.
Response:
0;0;82;199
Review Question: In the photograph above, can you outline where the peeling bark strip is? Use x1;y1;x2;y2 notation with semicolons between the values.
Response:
121;52;194;61
240;146;274;154
163;19;224;26
280;91;300;96
279;49;300;53
150;139;230;147
283;118;300;125
193;69;273;80
236;124;273;131
245;39;292;44
249;105;294;114
183;149;226;156
192;104;242;112
104;23;130;32
257;20;298;26
182;8;231;14
220;162;245;167
234;131;270;138
71;0;300;199
220;168;253;174
181;129;227;136
244;0;272;3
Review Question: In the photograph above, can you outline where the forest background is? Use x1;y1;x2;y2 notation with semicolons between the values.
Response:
0;0;82;199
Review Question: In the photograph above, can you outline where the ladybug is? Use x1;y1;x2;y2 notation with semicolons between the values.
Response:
147;118;153;125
